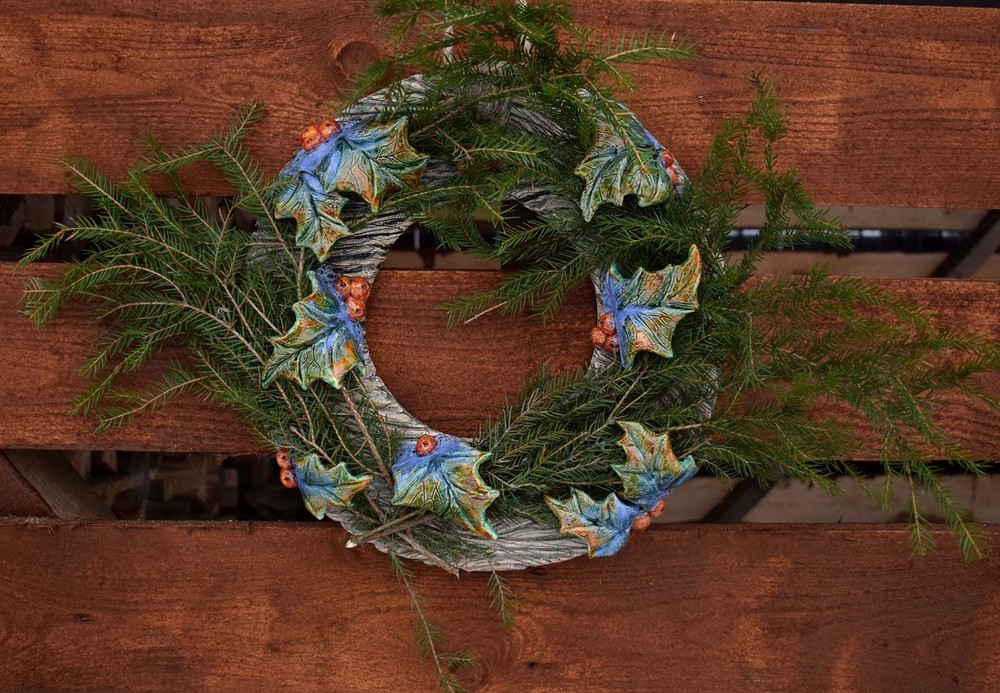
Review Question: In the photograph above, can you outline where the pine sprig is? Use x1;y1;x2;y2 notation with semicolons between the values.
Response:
487;570;518;628
389;552;475;693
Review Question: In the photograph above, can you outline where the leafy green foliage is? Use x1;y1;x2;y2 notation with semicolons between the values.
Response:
602;244;701;366
545;488;643;557
261;271;365;390
487;571;518;628
391;437;500;539
19;103;397;544
291;453;373;518
274;184;350;262
614;421;696;511
575;105;684;221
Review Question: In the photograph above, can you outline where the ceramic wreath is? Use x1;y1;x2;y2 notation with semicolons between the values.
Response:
247;71;706;570
23;0;997;577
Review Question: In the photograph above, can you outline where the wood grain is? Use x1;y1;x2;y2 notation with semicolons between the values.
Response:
0;519;997;692
0;2;997;206
0;456;52;517
2;263;998;457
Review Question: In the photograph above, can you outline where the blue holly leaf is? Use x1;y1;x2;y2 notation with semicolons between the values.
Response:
614;421;697;512
391;435;499;539
601;243;701;367
574;105;688;221
273;118;428;261
261;271;365;390
545;489;643;558
291;453;372;519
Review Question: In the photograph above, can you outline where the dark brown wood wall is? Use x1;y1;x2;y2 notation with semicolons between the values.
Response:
1;2;999;692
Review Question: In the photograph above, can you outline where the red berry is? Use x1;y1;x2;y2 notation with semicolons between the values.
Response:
649;498;667;517
598;313;615;335
346;297;366;321
334;275;352;298
280;468;298;489
275;448;293;470
349;277;371;302
300;126;322;152
633;514;651;531
603;333;619;353
590;326;607;348
415;434;438;456
318;119;339;140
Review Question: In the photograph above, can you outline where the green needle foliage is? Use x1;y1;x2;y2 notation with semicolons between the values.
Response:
19;0;1000;588
389;552;475;692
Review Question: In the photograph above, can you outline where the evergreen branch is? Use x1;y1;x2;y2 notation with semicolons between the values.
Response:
389;552;474;693
95;366;208;431
598;29;695;65
487;570;518;628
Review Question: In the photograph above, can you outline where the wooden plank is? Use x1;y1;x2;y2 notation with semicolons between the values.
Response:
0;456;52;516
933;210;1000;279
1;263;998;456
0;520;997;692
749;251;1000;281
2;450;114;520
735;206;988;232
0;2;997;207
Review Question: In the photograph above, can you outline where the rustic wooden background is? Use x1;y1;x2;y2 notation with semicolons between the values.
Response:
1;1;999;691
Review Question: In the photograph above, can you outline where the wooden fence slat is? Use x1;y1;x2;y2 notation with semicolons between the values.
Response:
0;520;997;692
1;263;998;456
0;456;52;517
0;2;998;206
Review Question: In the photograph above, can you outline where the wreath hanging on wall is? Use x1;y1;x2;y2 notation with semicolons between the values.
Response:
20;0;999;684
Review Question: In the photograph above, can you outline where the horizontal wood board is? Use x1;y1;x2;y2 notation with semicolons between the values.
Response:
1;264;998;457
0;520;997;692
0;1;998;207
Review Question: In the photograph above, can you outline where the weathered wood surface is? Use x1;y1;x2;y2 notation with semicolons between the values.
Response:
2;263;998;456
0;456;52;517
0;1;997;207
0;519;996;692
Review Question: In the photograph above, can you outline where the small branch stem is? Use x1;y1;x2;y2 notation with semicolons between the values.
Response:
340;386;392;483
347;510;429;547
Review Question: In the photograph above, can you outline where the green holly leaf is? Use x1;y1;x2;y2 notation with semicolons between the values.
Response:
391;435;499;539
614;421;697;511
574;106;687;221
273;178;350;263
326;118;428;211
261;271;365;390
601;244;702;367
273;117;428;261
291;453;372;519
545;489;643;558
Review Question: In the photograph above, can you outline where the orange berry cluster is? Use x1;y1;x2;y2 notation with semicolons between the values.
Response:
631;497;668;532
415;434;438;456
275;448;297;489
590;312;619;353
334;275;371;321
300;119;340;153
